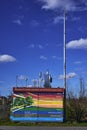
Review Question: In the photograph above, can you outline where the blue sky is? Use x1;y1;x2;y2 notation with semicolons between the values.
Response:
0;0;87;96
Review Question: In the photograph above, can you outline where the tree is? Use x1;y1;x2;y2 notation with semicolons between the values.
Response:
13;96;33;108
0;100;2;105
25;96;33;106
66;77;87;122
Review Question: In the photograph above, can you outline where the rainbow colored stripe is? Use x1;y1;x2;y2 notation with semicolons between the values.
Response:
10;91;64;122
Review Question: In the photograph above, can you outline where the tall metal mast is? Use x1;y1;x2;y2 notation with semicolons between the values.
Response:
63;10;66;122
64;10;66;90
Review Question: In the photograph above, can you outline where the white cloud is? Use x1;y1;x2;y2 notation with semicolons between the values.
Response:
52;56;62;60
13;19;22;25
28;44;35;48
0;81;4;83
82;71;87;74
38;0;87;11
53;16;64;24
0;54;16;63
59;72;77;79
71;16;80;21
74;61;82;64
30;20;40;27
40;0;62;10
66;38;87;49
28;44;44;49
38;44;43;49
27;84;32;87
45;43;49;46
52;55;57;59
19;5;23;10
17;75;28;80
40;55;47;60
39;0;76;11
75;67;84;71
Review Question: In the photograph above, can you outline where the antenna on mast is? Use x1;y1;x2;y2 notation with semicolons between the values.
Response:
39;72;43;87
25;77;28;87
16;75;18;87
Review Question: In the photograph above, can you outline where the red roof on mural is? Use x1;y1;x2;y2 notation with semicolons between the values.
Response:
13;87;65;93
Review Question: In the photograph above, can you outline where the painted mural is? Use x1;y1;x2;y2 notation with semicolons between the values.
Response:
10;91;64;122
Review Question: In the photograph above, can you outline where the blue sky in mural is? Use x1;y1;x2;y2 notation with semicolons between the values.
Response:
0;0;87;96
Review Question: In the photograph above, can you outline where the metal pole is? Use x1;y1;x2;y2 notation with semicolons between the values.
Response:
16;75;18;87
63;10;66;122
64;10;66;90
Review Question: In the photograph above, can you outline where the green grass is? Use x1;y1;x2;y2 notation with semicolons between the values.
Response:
0;119;87;126
20;106;63;111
